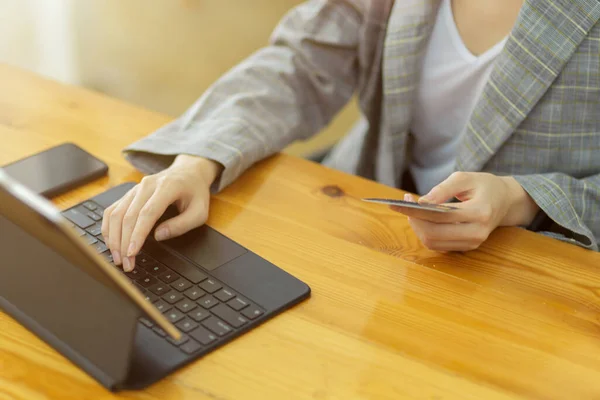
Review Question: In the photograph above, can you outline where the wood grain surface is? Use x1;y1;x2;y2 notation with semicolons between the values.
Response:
2;64;600;400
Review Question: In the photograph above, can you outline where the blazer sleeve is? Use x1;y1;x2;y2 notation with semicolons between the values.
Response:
513;172;600;251
123;0;364;191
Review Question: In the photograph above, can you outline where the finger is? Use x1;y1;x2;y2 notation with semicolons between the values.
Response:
419;172;474;204
107;189;137;265
127;187;184;254
120;186;156;272
392;203;472;223
394;193;493;224
421;240;480;252
393;193;467;223
153;200;209;241
407;217;487;243
101;204;114;244
102;187;137;247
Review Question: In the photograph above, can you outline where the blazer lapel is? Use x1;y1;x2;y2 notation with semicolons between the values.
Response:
457;0;600;172
381;0;439;186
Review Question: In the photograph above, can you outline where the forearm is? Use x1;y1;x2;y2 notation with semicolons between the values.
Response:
124;0;362;192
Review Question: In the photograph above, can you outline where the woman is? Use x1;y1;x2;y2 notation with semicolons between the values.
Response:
102;0;600;272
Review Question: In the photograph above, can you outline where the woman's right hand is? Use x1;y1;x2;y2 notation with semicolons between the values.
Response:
101;155;222;272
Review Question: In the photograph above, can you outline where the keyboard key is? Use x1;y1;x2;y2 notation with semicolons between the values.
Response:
149;283;171;296
152;327;167;337
165;310;185;324
227;297;249;311
125;268;147;280
167;334;189;346
139;275;158;288
176;318;199;333
144;292;159;303
92;241;108;254
189;326;218;345
137;254;157;268
158;271;180;284
84;233;98;245
132;280;145;291
198;295;218;309
153;299;172;313
139;317;153;328
63;208;95;228
201;316;232;337
242;305;264;320
171;278;193;292
184;287;206;301
82;201;98;211
163;291;184;304
143;240;208;283
175;298;197;313
199;279;222;294
211;303;248;328
214;288;235;302
101;253;114;265
180;339;203;354
97;234;106;243
189;309;211;322
86;223;103;236
86;211;102;222
74;226;86;237
143;263;167;276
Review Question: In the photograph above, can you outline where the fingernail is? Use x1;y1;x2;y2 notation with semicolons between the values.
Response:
419;194;433;203
112;251;121;265
123;257;134;272
155;227;170;241
127;241;137;257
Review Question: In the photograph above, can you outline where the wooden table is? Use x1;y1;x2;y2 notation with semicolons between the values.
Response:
1;64;600;400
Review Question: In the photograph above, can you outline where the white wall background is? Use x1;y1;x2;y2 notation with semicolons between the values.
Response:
0;0;77;83
0;0;357;155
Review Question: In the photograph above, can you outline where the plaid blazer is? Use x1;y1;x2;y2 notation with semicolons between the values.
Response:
125;0;600;251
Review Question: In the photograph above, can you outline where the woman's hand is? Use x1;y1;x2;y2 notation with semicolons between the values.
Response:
101;155;222;272
393;172;540;252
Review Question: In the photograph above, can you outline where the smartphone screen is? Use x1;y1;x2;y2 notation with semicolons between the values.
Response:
1;143;108;198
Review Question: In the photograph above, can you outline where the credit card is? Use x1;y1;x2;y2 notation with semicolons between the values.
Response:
361;198;458;213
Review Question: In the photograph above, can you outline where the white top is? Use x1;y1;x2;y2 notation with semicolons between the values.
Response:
409;0;507;194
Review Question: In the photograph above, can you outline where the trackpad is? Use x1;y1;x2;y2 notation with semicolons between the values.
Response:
161;225;247;271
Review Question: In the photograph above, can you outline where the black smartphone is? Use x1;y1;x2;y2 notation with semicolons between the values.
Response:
1;143;108;198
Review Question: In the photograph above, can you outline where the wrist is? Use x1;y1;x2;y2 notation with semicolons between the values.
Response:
500;176;540;227
172;154;223;184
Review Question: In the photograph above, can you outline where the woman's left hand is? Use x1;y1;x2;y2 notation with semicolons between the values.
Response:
393;172;540;252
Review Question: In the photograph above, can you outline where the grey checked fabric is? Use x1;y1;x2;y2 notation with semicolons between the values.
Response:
125;0;600;251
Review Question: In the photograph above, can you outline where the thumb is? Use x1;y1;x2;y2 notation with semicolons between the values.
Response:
154;201;209;241
419;172;474;204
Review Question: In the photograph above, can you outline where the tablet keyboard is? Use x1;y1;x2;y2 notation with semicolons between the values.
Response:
62;200;265;355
